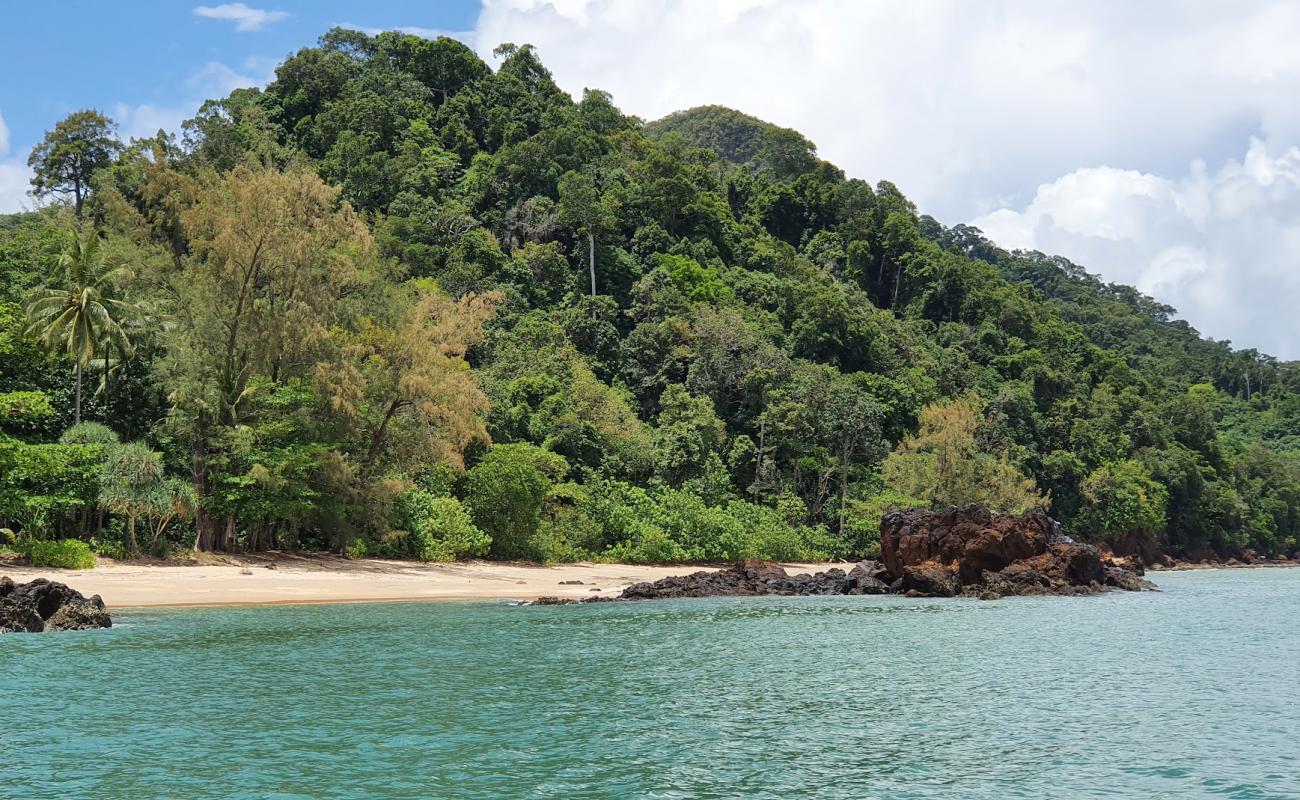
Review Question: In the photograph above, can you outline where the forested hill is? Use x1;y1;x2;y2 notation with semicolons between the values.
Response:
3;28;1299;565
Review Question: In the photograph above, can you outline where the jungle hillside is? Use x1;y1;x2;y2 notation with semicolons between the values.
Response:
3;29;1298;565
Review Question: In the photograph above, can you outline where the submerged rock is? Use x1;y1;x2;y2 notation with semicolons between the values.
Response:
0;577;112;633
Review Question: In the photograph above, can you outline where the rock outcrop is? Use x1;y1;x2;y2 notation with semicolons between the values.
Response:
0;577;112;633
879;505;1153;597
878;507;1154;595
619;557;892;600
576;507;1154;604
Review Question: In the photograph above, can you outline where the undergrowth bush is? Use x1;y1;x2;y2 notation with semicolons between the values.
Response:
25;539;96;569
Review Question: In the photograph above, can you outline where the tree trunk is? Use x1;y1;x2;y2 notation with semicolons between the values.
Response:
192;414;217;552
74;361;82;425
838;452;849;539
128;516;137;555
587;230;597;297
362;399;403;477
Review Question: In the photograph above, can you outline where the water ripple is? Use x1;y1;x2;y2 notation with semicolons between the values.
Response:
2;568;1298;798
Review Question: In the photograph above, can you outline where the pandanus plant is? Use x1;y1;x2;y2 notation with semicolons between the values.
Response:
24;232;135;424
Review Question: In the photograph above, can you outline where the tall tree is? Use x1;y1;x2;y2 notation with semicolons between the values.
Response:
27;110;122;217
557;171;617;296
883;395;1044;514
24;232;134;424
165;166;372;550
318;287;499;479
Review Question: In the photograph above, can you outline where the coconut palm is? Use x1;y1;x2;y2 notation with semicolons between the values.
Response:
24;232;135;424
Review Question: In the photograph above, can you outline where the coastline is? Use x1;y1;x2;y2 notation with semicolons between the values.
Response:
0;554;834;609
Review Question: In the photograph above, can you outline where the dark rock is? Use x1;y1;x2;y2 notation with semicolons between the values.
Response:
558;580;585;585
0;577;112;633
533;596;577;605
1103;565;1157;592
899;563;960;597
620;558;870;600
45;600;112;632
846;561;891;595
1107;527;1165;566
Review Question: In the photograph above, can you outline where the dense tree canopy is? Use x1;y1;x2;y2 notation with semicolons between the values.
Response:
3;27;1300;563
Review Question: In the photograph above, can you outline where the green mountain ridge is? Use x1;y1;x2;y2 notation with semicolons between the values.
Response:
2;28;1298;563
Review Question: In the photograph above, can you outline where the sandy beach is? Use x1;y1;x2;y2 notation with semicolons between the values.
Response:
0;554;835;608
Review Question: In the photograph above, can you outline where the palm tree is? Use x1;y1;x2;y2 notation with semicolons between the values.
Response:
24;232;135;424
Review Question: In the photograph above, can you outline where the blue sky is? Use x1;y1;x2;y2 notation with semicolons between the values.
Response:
4;1;1300;356
0;1;479;149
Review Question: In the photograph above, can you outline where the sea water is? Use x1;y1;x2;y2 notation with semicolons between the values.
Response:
2;568;1298;799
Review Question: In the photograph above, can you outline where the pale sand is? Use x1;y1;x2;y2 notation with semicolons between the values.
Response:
0;555;836;608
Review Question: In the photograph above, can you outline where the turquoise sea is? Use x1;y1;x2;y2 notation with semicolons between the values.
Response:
3;568;1298;799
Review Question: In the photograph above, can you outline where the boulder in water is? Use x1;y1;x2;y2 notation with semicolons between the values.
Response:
0;576;112;633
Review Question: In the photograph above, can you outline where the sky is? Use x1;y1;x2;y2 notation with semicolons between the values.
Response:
3;1;1300;358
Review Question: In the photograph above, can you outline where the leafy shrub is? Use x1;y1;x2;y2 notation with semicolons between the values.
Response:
343;536;370;560
602;526;689;564
382;490;491;562
463;444;567;560
89;535;129;561
402;493;490;562
26;539;96;569
578;478;839;563
59;422;120;445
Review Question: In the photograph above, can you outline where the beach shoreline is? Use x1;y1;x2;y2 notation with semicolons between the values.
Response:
0;554;836;609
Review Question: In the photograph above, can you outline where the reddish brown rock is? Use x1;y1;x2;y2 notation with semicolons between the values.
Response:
880;505;1152;597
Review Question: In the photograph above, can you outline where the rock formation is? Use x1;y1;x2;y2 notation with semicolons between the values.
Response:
527;506;1156;605
879;505;1154;597
618;557;892;600
0;577;112;633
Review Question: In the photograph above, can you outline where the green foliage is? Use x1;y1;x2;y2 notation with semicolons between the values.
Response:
1074;460;1169;540
390;492;490;561
1;391;54;425
99;440;194;553
0;435;106;536
25;539;96;569
464;443;568;560
60;421;120;445
5;35;1300;563
27;110;122;216
575;478;839;563
882;396;1044;514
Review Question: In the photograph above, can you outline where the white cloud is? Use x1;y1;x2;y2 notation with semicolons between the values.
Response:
0;110;34;214
193;3;288;32
112;58;272;142
473;0;1300;357
113;102;192;142
973;140;1300;357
